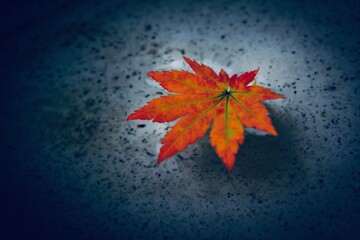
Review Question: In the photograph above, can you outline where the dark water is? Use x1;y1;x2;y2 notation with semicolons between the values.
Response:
1;0;360;239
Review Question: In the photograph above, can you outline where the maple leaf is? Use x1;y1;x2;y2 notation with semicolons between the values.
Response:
127;56;285;169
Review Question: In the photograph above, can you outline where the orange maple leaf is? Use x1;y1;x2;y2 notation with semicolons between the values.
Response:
127;56;285;169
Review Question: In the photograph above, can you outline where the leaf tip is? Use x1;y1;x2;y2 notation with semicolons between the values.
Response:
157;152;168;164
253;67;260;77
224;161;234;170
183;56;192;64
269;127;278;136
126;113;136;121
147;71;156;78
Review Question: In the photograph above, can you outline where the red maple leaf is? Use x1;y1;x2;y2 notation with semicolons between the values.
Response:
127;56;285;169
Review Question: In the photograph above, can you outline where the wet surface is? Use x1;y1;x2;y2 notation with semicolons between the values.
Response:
1;0;360;239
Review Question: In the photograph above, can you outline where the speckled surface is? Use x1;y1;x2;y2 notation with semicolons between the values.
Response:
1;0;360;239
